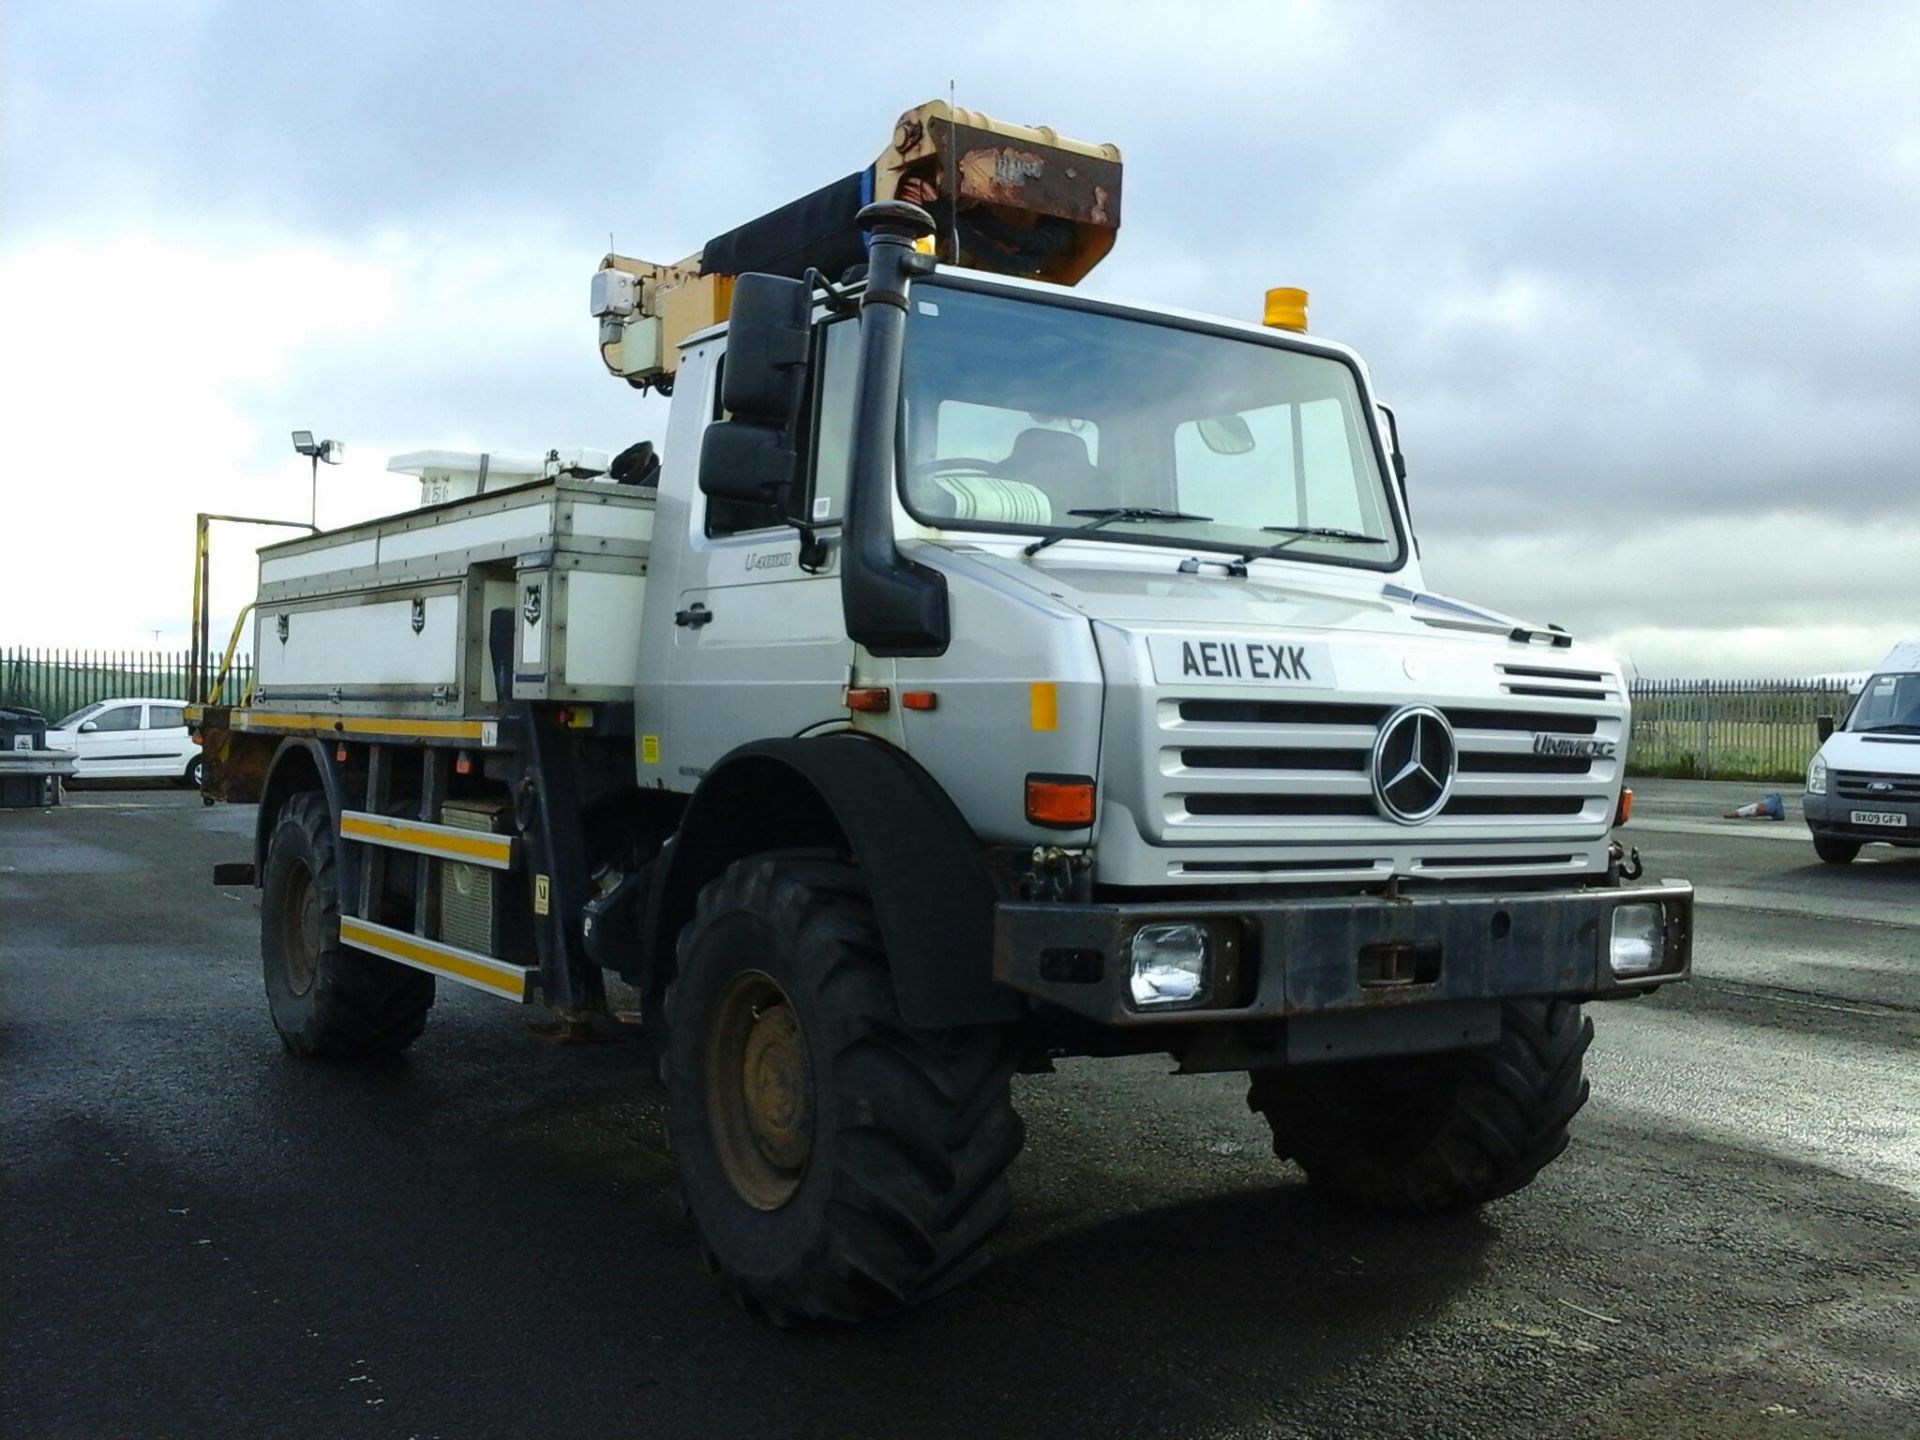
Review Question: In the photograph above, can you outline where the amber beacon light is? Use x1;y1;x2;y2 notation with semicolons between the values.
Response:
1263;287;1309;332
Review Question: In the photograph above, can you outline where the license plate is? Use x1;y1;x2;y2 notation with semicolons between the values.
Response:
1147;634;1335;688
1850;810;1908;828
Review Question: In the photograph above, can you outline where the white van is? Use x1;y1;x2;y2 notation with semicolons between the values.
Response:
1803;640;1920;863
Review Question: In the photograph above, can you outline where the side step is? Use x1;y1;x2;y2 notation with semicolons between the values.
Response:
339;810;516;869
338;916;534;1002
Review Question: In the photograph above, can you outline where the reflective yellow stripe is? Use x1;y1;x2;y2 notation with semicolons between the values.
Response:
234;711;495;743
338;917;531;1001
339;812;514;868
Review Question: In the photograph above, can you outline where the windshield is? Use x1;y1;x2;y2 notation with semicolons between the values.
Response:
53;704;99;729
897;282;1403;568
1844;671;1920;733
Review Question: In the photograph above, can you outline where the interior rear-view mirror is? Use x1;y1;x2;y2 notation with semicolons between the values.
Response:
1196;415;1254;456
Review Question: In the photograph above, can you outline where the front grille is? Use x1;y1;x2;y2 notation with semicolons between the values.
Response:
1156;679;1621;842
1178;698;1601;736
1833;771;1920;803
1183;792;1587;818
1498;662;1619;704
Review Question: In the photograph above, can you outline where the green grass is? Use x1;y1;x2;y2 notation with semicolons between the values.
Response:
1628;719;1819;783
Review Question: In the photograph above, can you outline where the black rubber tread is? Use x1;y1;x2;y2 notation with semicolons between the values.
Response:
1812;835;1860;865
664;854;1024;1324
1247;998;1592;1215
178;755;204;789
261;792;435;1058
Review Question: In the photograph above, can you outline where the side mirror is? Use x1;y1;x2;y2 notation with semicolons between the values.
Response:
700;273;812;511
79;720;98;734
721;273;811;420
699;421;798;506
1816;714;1835;743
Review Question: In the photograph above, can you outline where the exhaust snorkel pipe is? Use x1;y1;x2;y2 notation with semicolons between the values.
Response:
841;200;950;657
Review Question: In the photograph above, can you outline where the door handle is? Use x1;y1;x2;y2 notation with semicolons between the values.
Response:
674;603;713;629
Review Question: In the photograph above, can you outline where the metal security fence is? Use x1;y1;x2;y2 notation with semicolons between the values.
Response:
0;648;254;722
1627;678;1850;782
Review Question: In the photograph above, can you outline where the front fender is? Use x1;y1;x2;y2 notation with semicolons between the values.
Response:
646;734;1023;1028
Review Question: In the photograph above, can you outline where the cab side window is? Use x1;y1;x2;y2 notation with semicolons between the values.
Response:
704;358;789;538
91;705;141;732
806;317;860;526
705;317;862;538
149;705;186;730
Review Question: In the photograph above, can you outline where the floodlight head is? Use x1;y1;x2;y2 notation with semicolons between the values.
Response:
320;439;345;465
291;430;319;456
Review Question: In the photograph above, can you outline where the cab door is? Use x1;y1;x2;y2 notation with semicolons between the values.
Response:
664;318;864;778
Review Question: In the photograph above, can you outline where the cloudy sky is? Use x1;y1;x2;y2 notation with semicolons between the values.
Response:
4;0;1915;676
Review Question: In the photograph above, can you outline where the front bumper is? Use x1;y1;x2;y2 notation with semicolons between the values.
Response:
993;879;1693;1028
1803;792;1920;844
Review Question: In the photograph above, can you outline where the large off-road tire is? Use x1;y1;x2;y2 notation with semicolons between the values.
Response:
664;855;1024;1324
1812;834;1860;865
1247;998;1592;1214
261;792;435;1057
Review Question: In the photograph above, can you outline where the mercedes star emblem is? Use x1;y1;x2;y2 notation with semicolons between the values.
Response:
1370;704;1458;824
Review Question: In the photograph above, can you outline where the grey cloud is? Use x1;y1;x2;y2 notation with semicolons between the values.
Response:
6;0;1915;663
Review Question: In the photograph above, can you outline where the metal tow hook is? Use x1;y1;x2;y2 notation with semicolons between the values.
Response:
675;603;713;628
1609;839;1644;881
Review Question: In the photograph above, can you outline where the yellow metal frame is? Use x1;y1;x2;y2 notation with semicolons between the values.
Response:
206;603;255;705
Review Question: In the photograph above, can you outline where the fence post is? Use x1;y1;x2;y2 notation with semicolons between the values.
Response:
1704;687;1720;779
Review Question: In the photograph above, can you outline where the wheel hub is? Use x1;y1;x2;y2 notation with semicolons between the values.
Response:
707;972;813;1210
282;866;321;997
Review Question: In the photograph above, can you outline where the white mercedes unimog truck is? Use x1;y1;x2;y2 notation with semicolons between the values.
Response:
196;102;1693;1323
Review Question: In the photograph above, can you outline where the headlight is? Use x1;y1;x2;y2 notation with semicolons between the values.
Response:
1129;923;1210;1007
1806;754;1828;796
1609;903;1666;978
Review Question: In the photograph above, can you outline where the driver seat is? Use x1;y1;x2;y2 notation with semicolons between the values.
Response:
1004;429;1101;515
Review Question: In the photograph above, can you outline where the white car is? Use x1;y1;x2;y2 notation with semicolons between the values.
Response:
46;698;204;785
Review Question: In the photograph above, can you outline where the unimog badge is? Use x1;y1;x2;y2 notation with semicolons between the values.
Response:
1531;733;1617;760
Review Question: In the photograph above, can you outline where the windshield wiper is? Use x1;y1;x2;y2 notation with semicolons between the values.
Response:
1858;723;1920;734
1259;524;1387;545
1023;507;1213;557
1230;524;1389;562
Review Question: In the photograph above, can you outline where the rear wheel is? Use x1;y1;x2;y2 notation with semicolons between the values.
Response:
1248;997;1591;1214
179;755;204;789
665;855;1024;1323
261;792;434;1056
1812;834;1860;865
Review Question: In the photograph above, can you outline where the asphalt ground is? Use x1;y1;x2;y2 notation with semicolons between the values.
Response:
2;780;1914;1440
